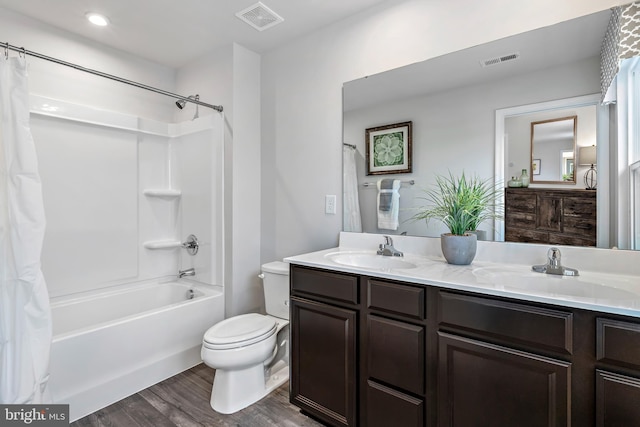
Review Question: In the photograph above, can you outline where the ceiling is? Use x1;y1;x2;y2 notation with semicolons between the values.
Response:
343;9;611;111
0;0;391;68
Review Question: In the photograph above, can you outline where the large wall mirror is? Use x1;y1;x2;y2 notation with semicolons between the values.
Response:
342;7;633;249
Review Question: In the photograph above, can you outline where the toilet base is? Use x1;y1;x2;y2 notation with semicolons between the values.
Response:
265;360;289;395
210;361;289;414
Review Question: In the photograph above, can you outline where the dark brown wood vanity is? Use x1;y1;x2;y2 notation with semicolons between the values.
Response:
289;264;640;427
505;187;596;246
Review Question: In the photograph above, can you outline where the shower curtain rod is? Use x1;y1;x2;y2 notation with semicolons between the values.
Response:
1;42;223;112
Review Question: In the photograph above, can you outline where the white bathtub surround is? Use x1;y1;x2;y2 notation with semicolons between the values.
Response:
49;278;223;421
30;95;225;298
286;232;640;318
0;56;52;404
27;96;226;421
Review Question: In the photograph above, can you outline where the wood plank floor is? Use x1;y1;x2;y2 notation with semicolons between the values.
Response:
71;364;325;427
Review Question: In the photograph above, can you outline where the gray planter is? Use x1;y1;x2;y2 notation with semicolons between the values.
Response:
466;229;487;241
441;233;477;265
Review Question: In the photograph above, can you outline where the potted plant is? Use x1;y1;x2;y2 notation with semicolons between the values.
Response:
410;171;502;265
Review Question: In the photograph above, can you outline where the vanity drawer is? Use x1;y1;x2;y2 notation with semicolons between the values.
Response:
505;227;549;244
367;278;425;320
366;380;424;427
505;192;537;213
597;318;640;370
290;265;359;305
438;291;573;355
505;211;536;229
562;216;596;238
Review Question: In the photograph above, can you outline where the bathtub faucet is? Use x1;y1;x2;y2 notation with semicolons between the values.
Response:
178;268;195;278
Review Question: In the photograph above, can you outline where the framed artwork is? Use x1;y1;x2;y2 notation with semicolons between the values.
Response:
532;158;541;175
365;121;412;175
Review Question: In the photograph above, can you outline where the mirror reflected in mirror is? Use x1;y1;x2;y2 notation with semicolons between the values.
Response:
530;116;577;184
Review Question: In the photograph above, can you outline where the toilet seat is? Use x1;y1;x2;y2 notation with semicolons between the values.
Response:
203;313;277;350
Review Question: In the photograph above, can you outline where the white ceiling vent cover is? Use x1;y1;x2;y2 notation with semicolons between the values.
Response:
480;52;521;67
236;2;284;31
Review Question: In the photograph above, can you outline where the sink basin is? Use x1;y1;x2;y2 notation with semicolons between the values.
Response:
325;251;417;270
472;266;640;301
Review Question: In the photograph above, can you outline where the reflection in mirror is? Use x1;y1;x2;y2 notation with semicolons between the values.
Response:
342;8;626;247
502;100;598;191
530;116;577;184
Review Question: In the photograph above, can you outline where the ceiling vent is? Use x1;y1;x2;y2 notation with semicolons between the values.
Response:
236;2;284;31
480;52;520;67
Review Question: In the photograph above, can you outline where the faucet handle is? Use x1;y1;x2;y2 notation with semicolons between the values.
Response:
383;235;393;246
547;247;561;267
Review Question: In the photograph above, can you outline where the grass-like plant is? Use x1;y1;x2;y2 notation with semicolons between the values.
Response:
410;171;503;236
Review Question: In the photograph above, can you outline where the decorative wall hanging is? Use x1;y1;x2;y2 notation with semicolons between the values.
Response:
532;159;541;175
365;121;412;175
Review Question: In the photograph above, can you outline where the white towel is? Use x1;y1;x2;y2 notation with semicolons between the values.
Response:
377;179;401;230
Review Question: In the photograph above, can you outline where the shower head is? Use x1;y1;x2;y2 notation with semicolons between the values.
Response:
175;94;199;109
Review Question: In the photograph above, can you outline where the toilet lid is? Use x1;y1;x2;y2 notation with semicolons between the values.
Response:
203;313;277;348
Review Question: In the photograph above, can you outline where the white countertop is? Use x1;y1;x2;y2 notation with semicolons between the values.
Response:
284;232;640;318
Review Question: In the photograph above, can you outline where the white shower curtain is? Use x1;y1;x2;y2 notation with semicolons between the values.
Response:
343;145;362;232
0;56;51;403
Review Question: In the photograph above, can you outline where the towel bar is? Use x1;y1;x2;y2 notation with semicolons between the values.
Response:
362;179;415;187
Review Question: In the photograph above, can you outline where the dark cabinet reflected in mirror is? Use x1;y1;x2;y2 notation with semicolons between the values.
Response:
342;8;639;249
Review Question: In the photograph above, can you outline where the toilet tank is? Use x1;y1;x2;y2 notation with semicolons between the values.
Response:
261;261;290;320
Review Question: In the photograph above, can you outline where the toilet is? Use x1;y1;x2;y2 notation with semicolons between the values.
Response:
201;261;290;414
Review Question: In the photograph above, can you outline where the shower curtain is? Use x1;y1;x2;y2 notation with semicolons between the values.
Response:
343;145;362;232
0;56;51;403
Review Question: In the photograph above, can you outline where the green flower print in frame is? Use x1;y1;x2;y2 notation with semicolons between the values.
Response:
373;132;404;167
365;121;412;175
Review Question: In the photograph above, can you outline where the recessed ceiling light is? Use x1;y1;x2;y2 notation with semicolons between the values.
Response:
86;12;109;27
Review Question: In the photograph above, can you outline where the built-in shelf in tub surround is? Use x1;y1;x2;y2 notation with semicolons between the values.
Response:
143;240;182;249
143;189;182;198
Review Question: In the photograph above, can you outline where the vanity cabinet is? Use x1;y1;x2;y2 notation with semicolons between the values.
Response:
289;265;360;427
364;278;427;427
289;264;640;427
595;318;640;426
504;187;596;246
436;291;572;427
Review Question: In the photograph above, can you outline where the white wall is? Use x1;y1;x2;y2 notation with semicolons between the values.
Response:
261;0;629;261
176;44;263;317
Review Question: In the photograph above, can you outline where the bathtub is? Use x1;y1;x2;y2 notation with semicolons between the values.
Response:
48;278;224;422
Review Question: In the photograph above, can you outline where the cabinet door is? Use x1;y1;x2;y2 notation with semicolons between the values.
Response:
366;380;424;427
537;194;562;232
596;370;640;427
290;297;357;427
438;332;570;427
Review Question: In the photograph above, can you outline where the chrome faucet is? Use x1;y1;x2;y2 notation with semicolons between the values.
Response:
532;247;579;276
377;235;404;257
178;268;196;278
